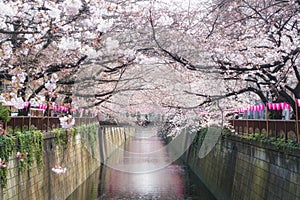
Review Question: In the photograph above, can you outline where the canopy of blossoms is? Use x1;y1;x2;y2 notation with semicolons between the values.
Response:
0;0;299;130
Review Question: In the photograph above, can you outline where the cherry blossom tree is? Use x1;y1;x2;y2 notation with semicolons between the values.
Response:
0;0;143;115
1;0;298;124
0;0;220;121
147;0;300;118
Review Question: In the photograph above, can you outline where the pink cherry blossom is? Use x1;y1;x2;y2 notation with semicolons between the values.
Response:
59;115;75;129
52;165;67;174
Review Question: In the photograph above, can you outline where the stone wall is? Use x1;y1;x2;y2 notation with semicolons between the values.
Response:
185;135;300;200
0;124;132;200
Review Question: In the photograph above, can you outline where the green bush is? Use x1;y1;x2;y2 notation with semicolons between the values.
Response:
0;103;10;123
241;133;300;152
15;127;43;172
0;133;15;188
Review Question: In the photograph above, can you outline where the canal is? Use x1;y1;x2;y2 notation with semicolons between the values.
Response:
67;127;216;200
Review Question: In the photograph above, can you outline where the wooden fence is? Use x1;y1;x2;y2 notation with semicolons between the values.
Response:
3;116;97;133
229;119;300;142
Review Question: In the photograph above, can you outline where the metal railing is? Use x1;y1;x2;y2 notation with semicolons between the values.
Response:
3;116;97;133
229;119;300;142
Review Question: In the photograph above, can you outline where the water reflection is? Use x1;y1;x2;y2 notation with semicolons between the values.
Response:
100;165;185;199
67;127;215;200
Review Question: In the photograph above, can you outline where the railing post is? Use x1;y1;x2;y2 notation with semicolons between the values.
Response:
47;116;50;132
13;117;16;133
295;95;299;143
297;120;300;143
266;105;269;137
22;116;24;132
246;110;249;135
284;120;287;141
274;122;278;138
28;116;30;129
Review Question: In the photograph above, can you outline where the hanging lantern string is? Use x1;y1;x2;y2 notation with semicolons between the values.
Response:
238;102;292;113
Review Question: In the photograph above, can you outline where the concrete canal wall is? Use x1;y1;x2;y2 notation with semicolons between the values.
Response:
0;124;133;200
182;134;300;200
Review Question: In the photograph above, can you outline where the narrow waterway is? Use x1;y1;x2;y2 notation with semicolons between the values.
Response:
67;127;216;200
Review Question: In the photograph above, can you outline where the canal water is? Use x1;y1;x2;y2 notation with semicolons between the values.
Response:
67;127;216;200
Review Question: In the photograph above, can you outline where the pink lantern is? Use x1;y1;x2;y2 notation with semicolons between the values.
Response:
24;102;30;108
280;102;285;110
276;103;280;110
297;99;300;107
268;103;272;110
260;104;265;111
257;105;261;111
272;103;276;110
286;104;291;109
253;106;257;112
249;105;254;111
64;107;68;112
259;105;262;111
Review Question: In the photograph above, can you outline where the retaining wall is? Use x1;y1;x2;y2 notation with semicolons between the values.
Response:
0;124;132;200
184;134;300;200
